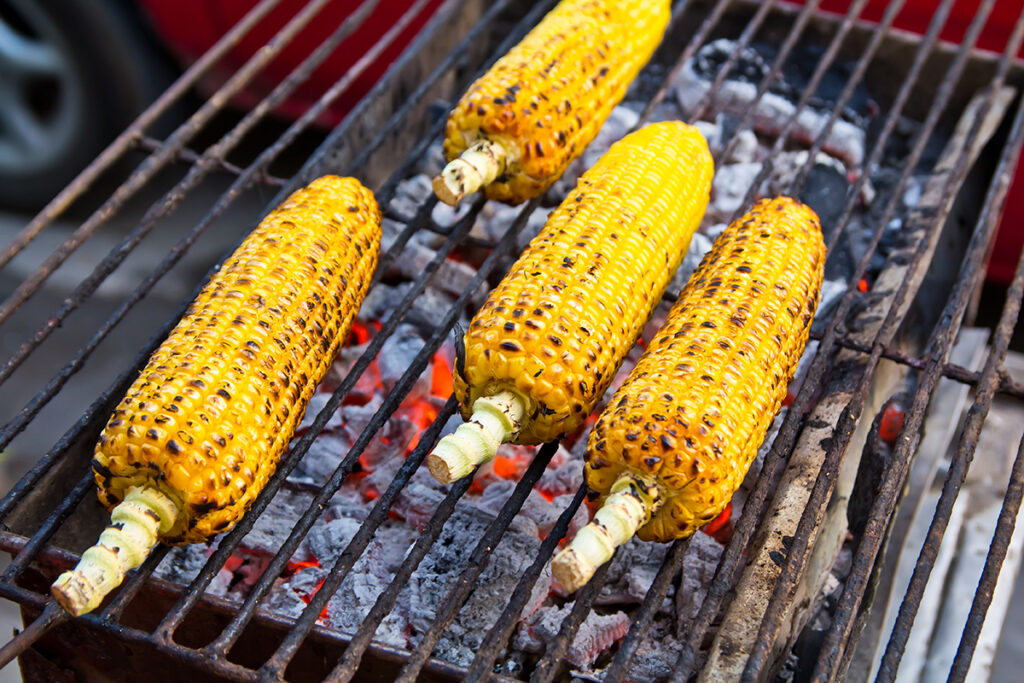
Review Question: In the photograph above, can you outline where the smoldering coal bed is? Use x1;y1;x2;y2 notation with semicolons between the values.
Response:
146;38;931;680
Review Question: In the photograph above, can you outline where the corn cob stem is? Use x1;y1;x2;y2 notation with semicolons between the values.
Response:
433;138;509;206
427;390;525;484
51;487;178;615
552;473;661;592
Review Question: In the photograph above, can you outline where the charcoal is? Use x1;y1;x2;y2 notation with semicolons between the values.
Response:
398;506;541;667
393;479;447;528
517;489;562;537
389;175;434;220
709;162;764;221
380;217;406;254
361;281;459;337
798;159;850;232
592;616;681;682
157;543;215;586
726;128;759;164
294;432;350;482
537;461;585;499
305;516;362;565
813;279;847;328
377;324;427;393
597;537;671;608
675;40;866;167
262;576;310;620
514;603;630;667
476;202;552;246
675;532;725;628
296;391;344;434
390;240;485;303
415;136;446;177
240;489;314;559
475;479;515;515
431;195;476;229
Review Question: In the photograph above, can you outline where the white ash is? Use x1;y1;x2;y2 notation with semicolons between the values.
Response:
513;602;630;668
389;175;434;220
431;196;475;229
397;505;542;667
292;432;350;483
296;391;344;434
537;460;585;499
815;278;847;324
727;128;760;164
377;324;429;396
324;523;418;646
708;161;765;222
473;202;553;247
359;282;462;338
391;479;447;530
675;532;726;627
674;40;866;167
239;489;317;560
581;616;683;682
596;537;672;609
388;240;486;303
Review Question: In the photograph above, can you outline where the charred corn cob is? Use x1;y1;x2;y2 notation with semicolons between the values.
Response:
51;176;381;615
432;0;670;206
427;122;713;484
553;197;825;592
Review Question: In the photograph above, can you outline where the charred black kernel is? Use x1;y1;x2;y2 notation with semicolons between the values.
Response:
167;440;182;455
644;456;661;468
217;388;231;400
512;308;524;318
504;322;516;331
192;500;218;516
92;459;115;481
548;335;562;346
500;341;520;352
625;432;639;441
214;435;227;447
146;428;160;440
737;265;752;273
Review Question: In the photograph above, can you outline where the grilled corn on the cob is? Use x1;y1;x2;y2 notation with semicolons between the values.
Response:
427;122;713;484
553;197;825;592
432;0;670;206
51;176;381;615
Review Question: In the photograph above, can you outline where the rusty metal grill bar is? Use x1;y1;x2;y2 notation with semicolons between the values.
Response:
0;0;286;270
0;0;404;444
0;0;365;328
669;1;1022;678
747;4;1024;679
0;0;1021;681
870;72;1024;682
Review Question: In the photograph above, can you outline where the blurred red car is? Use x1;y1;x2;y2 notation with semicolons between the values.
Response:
135;0;446;125
0;0;441;210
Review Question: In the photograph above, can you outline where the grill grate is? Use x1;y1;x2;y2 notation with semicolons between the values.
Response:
0;0;1023;680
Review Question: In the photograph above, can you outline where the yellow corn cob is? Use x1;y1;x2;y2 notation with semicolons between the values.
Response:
553;197;825;592
51;176;381;615
426;122;713;484
432;0;670;206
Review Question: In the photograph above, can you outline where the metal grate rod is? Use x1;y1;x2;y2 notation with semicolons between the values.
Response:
0;0;285;270
0;0;358;329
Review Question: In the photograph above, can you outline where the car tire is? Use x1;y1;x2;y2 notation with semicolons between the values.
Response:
0;0;170;211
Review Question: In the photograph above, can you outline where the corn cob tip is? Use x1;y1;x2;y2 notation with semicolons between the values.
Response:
433;138;508;206
426;390;525;484
51;487;178;616
552;474;660;592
